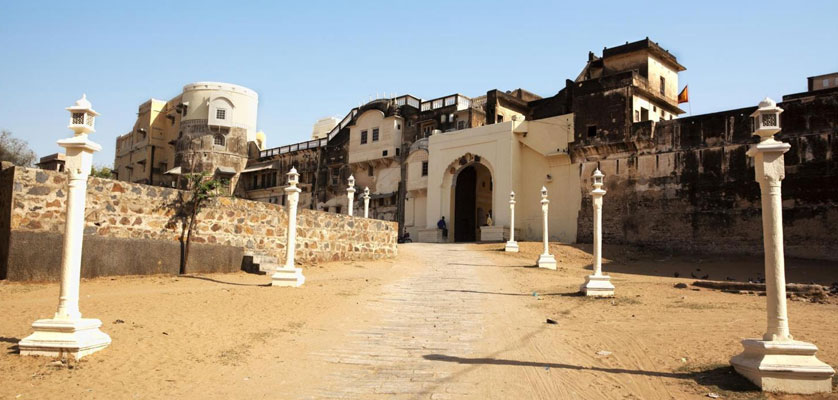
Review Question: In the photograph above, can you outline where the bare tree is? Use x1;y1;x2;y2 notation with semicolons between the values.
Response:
169;172;224;274
0;130;37;166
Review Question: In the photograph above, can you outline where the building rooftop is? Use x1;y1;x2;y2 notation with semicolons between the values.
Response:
602;38;686;71
182;81;258;99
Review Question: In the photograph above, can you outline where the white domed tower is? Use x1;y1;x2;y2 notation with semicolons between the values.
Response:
175;82;259;185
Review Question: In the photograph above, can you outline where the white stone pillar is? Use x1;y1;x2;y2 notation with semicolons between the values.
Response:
730;98;833;393
19;94;111;360
504;191;518;252
346;174;356;216
581;169;614;296
536;186;556;269
363;186;370;219
271;167;305;287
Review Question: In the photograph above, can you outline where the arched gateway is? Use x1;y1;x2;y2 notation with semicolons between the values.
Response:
448;154;493;242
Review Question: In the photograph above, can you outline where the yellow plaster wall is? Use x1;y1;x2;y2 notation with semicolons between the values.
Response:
348;110;403;164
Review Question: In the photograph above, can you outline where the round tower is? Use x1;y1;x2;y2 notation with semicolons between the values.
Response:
175;82;258;182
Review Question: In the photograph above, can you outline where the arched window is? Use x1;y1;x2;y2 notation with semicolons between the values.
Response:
214;134;225;146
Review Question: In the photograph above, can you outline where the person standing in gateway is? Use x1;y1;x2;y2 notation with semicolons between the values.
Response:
437;216;448;238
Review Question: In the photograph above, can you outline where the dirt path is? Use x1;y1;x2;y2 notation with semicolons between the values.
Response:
1;242;835;399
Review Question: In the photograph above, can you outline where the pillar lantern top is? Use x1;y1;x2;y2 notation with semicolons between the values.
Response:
750;97;783;140
66;94;99;135
364;186;370;197
591;169;606;195
509;191;515;202
348;174;355;188
540;186;548;202
287;167;299;186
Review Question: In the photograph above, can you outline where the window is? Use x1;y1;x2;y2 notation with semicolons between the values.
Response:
423;126;431;136
383;150;388;157
660;77;665;95
587;125;597;138
634;110;640;122
72;112;84;124
368;165;374;177
640;107;649;121
457;121;465;130
395;148;400;156
372;128;379;142
441;114;447;123
216;109;226;120
397;123;401;130
361;130;368;144
421;161;428;176
331;168;339;185
214;134;225;146
824;79;831;88
497;115;503;123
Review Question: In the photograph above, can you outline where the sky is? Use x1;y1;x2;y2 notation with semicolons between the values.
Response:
1;0;836;166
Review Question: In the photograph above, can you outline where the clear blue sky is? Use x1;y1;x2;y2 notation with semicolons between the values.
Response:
1;0;836;166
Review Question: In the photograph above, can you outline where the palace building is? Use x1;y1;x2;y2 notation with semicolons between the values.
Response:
111;38;838;260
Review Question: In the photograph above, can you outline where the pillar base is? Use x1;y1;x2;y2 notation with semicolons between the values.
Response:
271;266;305;287
730;339;835;394
537;254;557;270
580;274;615;297
19;318;111;360
504;241;519;253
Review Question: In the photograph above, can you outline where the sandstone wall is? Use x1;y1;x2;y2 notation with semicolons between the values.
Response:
575;95;838;261
1;167;397;281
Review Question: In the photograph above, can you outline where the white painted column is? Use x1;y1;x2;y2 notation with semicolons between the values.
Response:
347;174;356;217
730;98;833;393
363;186;370;219
504;191;518;252
55;168;87;319
19;94;111;359
761;174;789;340
536;186;556;269
581;169;614;296
271;167;305;287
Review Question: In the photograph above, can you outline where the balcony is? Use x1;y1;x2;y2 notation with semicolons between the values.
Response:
420;94;471;112
394;95;421;109
259;138;327;159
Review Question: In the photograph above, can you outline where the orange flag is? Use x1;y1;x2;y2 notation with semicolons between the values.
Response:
678;86;689;103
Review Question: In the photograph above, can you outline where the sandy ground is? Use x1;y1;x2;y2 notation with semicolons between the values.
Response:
1;242;836;399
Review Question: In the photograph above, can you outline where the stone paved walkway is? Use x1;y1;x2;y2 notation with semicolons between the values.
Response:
307;243;489;399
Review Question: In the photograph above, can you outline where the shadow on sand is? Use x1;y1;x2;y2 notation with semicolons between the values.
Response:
2;337;20;355
422;354;758;392
444;289;582;297
179;274;270;287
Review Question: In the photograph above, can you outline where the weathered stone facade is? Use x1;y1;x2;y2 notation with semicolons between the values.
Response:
1;166;398;281
574;91;838;261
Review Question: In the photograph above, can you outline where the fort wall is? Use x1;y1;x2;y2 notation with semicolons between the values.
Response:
574;92;838;261
1;166;397;281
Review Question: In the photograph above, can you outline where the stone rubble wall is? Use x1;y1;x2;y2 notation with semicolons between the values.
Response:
574;97;838;261
1;166;397;281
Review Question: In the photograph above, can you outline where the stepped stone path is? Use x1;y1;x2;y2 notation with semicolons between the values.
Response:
307;244;488;399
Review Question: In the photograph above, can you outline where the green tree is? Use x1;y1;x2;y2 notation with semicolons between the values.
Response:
174;172;225;274
90;165;113;179
0;129;37;166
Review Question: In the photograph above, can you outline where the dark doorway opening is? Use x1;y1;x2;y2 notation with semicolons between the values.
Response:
454;165;477;242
